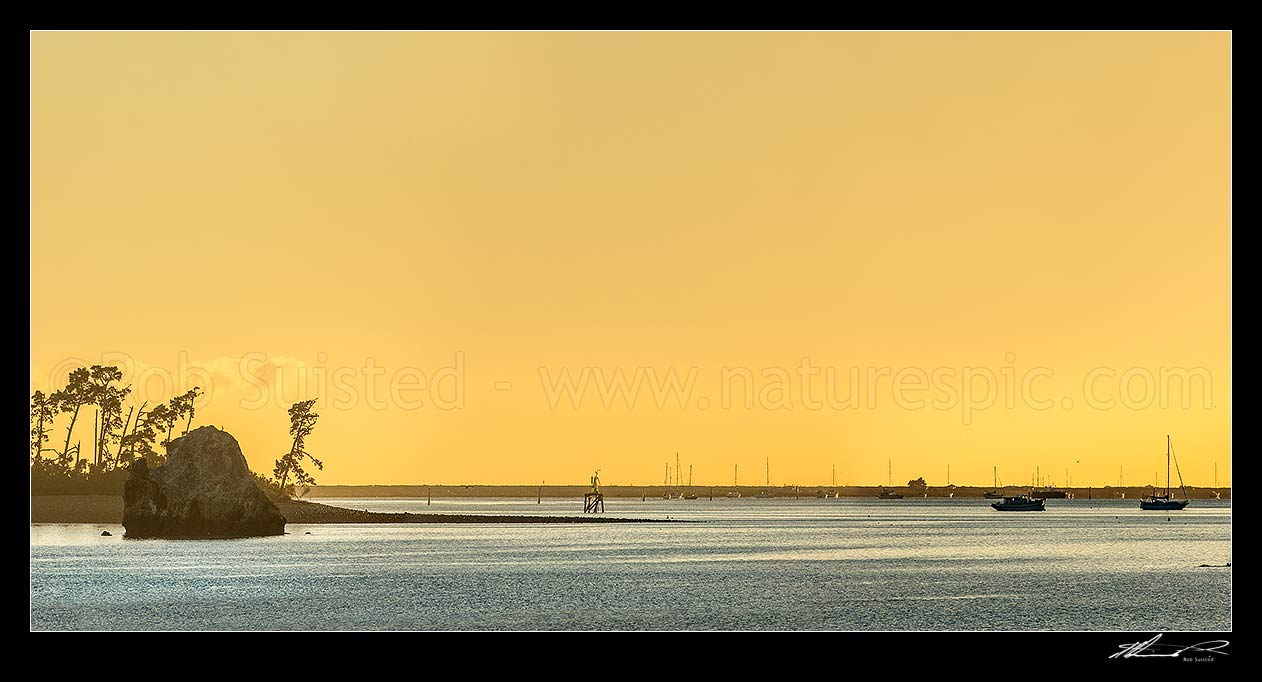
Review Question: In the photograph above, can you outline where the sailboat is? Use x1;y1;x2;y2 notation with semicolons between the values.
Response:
1140;435;1189;511
817;464;839;498
682;463;698;499
983;466;1004;499
754;457;775;498
878;459;903;499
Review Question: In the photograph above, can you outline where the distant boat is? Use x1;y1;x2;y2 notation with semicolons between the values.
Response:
1033;487;1072;499
816;465;840;498
983;466;1004;498
1140;435;1189;511
725;490;742;498
991;494;1046;512
754;457;775;498
880;460;903;498
1142;496;1188;510
682;492;698;500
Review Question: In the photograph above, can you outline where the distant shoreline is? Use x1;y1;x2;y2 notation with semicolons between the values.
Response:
29;495;674;526
300;484;1231;500
30;486;1231;526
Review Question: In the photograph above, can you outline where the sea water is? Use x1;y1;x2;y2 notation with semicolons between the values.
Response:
30;497;1231;631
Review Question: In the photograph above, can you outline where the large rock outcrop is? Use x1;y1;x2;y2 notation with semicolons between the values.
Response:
123;426;286;538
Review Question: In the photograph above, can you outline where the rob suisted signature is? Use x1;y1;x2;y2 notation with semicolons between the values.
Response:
1111;634;1229;660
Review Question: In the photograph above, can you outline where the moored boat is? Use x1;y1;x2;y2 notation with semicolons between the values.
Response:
879;460;903;498
752;457;777;498
991;494;1045;511
1140;495;1188;510
1140;435;1189;511
983;465;1004;498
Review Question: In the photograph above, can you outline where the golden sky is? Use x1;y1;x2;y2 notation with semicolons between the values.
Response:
30;32;1231;487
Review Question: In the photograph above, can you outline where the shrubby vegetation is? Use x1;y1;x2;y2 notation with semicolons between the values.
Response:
252;471;291;503
32;364;322;500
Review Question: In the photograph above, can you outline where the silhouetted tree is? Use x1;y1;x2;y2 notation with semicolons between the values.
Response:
114;389;198;466
118;401;157;463
147;402;177;449
272;399;323;498
50;367;94;466
30;390;56;463
167;387;204;437
182;386;203;433
89;365;129;470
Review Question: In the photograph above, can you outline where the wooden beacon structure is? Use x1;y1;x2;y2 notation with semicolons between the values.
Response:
584;470;605;513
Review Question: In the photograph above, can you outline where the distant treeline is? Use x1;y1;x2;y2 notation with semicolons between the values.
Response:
31;364;324;501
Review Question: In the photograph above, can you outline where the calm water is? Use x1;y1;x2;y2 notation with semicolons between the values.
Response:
30;497;1231;631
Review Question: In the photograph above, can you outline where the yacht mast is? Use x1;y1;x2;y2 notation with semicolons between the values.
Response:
1170;436;1188;499
1166;435;1172;497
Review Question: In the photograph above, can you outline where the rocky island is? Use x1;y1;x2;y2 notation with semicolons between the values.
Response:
123;426;286;538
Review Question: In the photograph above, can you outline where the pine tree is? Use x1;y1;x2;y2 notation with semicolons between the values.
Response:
272;399;323;498
30;390;57;464
49;367;93;465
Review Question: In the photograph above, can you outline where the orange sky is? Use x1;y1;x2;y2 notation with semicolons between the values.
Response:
30;32;1231;487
